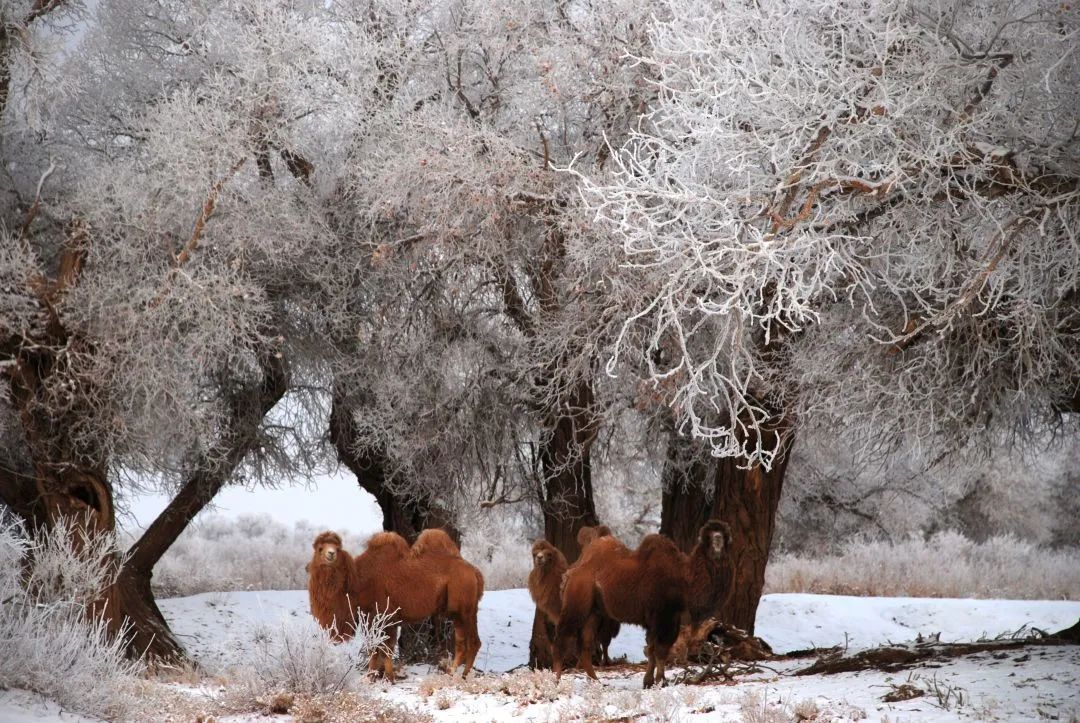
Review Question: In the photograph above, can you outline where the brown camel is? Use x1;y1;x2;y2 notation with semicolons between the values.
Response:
554;520;732;688
353;530;484;681
306;531;361;641
574;525;622;665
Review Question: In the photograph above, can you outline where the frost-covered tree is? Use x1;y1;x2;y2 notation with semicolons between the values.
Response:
576;0;1079;632
0;0;379;659
333;0;656;561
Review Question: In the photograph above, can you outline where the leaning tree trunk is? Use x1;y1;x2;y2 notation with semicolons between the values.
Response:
115;352;289;662
661;421;793;636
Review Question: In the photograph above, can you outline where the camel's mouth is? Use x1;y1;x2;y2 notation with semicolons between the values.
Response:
710;533;726;556
321;547;339;563
534;553;548;566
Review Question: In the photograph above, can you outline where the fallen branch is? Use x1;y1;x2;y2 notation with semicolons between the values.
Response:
795;625;1076;676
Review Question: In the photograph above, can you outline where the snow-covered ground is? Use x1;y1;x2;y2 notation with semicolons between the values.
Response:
5;591;1078;722
159;590;1079;722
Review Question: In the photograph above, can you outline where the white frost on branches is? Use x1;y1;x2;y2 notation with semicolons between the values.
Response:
578;0;1080;463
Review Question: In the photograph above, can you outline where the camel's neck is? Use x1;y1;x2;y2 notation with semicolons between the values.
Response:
312;556;353;595
686;545;724;623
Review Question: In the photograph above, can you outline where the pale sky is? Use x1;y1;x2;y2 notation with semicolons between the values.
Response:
119;469;384;536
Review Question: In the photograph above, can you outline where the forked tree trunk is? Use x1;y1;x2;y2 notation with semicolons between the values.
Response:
328;391;458;543
660;422;793;636
2;354;289;664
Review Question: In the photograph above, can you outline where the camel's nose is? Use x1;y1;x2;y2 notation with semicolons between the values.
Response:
324;549;337;562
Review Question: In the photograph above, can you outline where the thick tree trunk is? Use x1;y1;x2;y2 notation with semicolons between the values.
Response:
660;423;792;636
2;352;289;664
538;378;599;564
329;390;459;663
529;378;599;669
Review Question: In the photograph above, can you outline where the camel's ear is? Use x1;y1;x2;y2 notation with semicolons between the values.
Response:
305;562;311;573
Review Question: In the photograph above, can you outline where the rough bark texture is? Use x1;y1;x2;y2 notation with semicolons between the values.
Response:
528;378;600;669
116;353;289;662
660;422;792;637
329;389;459;662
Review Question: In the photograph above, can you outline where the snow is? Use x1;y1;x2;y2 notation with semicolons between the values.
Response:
6;591;1076;721
158;588;1079;672
0;689;103;723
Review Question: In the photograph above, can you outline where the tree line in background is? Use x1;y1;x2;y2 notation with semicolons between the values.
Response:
0;0;1076;664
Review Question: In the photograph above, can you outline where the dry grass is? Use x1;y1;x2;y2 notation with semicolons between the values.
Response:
767;532;1080;599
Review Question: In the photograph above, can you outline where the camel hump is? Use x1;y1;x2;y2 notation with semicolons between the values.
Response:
636;533;680;563
576;524;613;549
578;534;627;566
412;528;461;558
366;531;411;558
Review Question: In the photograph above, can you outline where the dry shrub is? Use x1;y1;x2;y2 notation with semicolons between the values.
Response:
766;532;1080;599
418;669;572;704
554;685;702;722
0;517;139;721
212;610;392;710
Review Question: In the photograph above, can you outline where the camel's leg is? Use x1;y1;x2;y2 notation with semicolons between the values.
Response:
642;630;657;688
552;623;568;680
579;616;599;681
461;610;481;678
450;618;467;675
382;625;399;682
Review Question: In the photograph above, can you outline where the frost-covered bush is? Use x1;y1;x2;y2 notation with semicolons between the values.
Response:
0;517;139;720
133;514;367;597
217;609;393;702
459;510;534;591
767;531;1080;599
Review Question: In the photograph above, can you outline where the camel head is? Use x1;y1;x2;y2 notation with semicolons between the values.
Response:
311;531;345;567
699;520;733;560
532;539;559;569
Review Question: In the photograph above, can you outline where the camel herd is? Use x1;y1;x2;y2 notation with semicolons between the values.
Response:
306;519;731;688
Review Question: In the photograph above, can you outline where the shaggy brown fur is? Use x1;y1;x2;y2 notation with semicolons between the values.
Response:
528;540;567;627
306;531;361;641
571;525;622;665
527;540;568;667
353;530;484;681
554;520;732;688
411;528;460;558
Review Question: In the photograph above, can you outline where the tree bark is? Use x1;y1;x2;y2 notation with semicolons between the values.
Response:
538;378;600;564
660;421;793;636
114;353;289;662
329;389;460;662
528;378;599;669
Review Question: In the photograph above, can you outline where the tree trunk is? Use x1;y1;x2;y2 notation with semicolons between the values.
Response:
328;391;458;543
1;349;289;663
329;390;459;663
538;378;599;564
115;353;289;662
528;378;599;669
660;423;793;636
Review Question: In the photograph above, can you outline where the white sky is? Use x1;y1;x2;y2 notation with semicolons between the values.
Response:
119;469;384;536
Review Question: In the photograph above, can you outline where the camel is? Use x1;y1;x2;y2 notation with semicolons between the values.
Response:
574;525;622;665
553;520;732;688
306;531;362;641
352;530;484;681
